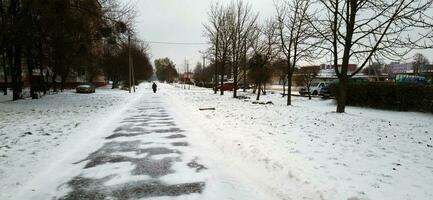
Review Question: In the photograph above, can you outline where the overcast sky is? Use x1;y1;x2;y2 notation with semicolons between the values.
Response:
133;0;432;71
134;0;274;70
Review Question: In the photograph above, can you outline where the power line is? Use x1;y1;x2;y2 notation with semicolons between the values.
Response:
144;40;209;45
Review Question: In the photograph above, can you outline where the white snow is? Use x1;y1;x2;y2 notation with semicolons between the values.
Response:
162;83;433;200
1;83;432;200
0;87;139;199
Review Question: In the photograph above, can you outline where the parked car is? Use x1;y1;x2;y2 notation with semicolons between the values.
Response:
299;82;328;96
213;82;239;91
76;82;96;93
319;85;331;98
395;74;428;84
319;78;369;98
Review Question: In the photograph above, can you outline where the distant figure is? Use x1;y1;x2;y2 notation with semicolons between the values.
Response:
152;82;158;93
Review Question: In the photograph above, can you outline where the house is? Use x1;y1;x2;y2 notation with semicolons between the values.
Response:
179;72;194;83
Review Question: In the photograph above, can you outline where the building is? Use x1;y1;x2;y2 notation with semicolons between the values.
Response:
318;64;358;78
179;72;194;83
385;62;413;79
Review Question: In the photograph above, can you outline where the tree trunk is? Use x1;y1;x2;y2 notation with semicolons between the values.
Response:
37;43;46;95
233;66;238;98
336;76;348;113
243;45;247;92
112;78;119;89
220;62;224;95
214;32;219;94
220;72;224;95
243;70;247;92
214;64;218;94
2;52;7;95
60;76;65;92
282;78;286;97
38;60;46;95
51;72;57;92
287;75;292;105
252;82;257;94
11;45;22;101
256;82;261;100
27;55;36;99
60;67;69;92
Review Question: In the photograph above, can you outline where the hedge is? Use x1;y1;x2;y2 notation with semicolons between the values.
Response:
195;82;214;88
330;82;433;113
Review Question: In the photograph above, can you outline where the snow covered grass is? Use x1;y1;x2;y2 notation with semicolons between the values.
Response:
163;83;433;200
0;87;135;198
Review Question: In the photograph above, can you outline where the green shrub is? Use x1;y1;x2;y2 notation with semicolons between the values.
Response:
330;82;433;113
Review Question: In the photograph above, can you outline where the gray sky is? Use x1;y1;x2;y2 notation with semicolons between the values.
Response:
133;0;432;71
134;0;275;70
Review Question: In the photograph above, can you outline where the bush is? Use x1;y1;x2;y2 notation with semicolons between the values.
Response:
330;82;433;113
195;82;214;88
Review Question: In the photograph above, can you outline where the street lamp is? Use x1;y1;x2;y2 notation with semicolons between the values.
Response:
128;30;135;93
115;21;135;93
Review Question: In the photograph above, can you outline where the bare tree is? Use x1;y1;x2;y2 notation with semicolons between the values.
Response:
299;67;319;100
227;0;258;98
276;0;316;106
248;53;272;100
413;53;430;75
250;19;280;95
311;0;433;113
0;0;7;95
204;2;225;94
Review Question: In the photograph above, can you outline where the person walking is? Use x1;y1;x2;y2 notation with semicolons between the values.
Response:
152;82;158;93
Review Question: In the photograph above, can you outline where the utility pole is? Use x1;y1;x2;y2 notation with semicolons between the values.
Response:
128;32;132;93
203;54;206;85
187;61;190;90
243;42;247;92
176;66;180;88
132;60;136;92
183;58;187;90
214;31;219;94
127;30;136;93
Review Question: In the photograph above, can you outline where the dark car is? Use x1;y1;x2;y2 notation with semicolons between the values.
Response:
319;78;369;98
76;82;96;93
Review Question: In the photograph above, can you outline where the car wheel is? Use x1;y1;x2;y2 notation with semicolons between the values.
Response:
312;90;318;95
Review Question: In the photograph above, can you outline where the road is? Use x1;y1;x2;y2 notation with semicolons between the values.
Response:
15;85;277;200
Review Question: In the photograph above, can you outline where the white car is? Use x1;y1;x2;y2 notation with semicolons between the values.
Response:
299;82;328;96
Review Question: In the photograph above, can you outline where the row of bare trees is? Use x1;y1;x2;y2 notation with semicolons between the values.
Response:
204;0;433;113
204;1;258;96
0;0;152;100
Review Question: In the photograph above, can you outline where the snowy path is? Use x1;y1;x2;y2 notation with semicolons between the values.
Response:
10;85;278;200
